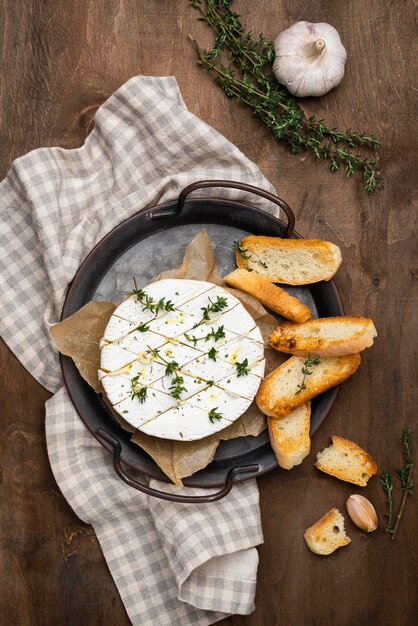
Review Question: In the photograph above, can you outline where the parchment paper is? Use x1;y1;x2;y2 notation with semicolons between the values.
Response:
51;230;285;485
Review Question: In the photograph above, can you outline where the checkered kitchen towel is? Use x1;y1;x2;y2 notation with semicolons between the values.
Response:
0;76;275;625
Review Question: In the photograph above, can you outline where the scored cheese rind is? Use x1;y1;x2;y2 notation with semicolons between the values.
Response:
100;344;137;372
181;354;237;383
115;329;166;354
99;278;265;440
154;340;202;368
147;309;199;339
115;388;178;427
216;367;264;400
140;403;231;440
187;386;250;421
217;305;257;336
102;315;137;342
144;279;213;309
150;372;209;400
217;335;264;367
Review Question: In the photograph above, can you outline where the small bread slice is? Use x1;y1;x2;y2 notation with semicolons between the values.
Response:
224;268;312;323
256;353;361;418
269;317;377;357
304;508;351;555
315;436;378;486
236;236;342;285
268;402;311;469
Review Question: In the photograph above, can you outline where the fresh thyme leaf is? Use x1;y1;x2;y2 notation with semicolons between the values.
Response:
295;353;321;394
131;279;176;315
190;0;381;193
244;264;253;272
235;358;250;377
208;407;223;422
233;239;251;259
136;323;150;332
165;360;179;376
131;382;148;404
380;471;394;533
169;375;188;399
206;325;226;342
193;295;229;328
208;347;217;361
395;428;414;494
184;332;199;346
185;326;226;344
207;379;215;386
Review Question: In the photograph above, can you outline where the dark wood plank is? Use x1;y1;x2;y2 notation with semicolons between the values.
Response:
1;1;416;625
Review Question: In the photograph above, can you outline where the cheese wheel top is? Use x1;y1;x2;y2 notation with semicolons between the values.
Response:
99;279;265;441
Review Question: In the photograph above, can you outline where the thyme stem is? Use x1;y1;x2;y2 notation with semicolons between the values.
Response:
391;463;414;541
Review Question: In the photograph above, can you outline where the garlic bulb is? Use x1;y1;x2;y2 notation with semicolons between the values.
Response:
346;494;378;532
273;21;347;97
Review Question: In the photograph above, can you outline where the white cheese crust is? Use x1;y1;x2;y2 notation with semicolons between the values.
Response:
99;279;265;441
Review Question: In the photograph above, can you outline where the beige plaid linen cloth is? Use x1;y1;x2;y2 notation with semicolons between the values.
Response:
0;76;275;625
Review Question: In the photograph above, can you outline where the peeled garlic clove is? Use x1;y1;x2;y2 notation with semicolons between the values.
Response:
346;494;378;532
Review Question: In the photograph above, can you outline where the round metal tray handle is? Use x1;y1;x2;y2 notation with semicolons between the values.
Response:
177;179;295;238
96;428;259;503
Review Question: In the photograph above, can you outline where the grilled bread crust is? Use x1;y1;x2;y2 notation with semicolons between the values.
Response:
304;508;351;555
268;402;311;470
315;435;378;486
224;268;312;323
256;353;361;418
236;236;342;285
269;317;377;357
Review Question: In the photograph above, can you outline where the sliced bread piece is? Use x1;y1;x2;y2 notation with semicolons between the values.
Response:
304;508;351;555
224;268;312;323
268;402;311;469
236;236;342;285
269;316;377;357
256;353;361;418
315;436;378;486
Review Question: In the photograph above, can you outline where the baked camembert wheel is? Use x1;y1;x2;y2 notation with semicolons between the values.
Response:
99;279;265;441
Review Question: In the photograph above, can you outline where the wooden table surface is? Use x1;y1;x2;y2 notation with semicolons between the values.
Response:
1;1;416;625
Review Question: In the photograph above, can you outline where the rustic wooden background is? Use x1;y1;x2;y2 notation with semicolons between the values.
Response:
1;1;417;625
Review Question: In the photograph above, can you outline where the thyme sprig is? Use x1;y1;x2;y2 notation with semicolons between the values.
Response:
233;240;251;259
208;347;217;360
185;325;226;345
235;358;250;377
295;354;321;395
193;295;229;328
169;375;188;399
190;0;381;193
380;471;394;534
131;278;175;315
151;349;189;399
209;407;223;422
381;427;414;540
130;377;148;403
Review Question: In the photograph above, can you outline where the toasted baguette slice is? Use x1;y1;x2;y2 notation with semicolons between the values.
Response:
269;317;377;357
224;268;312;323
256;353;361;418
315;436;378;486
236;236;342;285
304;508;351;555
268;402;311;469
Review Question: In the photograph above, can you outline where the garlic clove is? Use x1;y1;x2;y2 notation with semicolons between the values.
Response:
346;494;378;532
